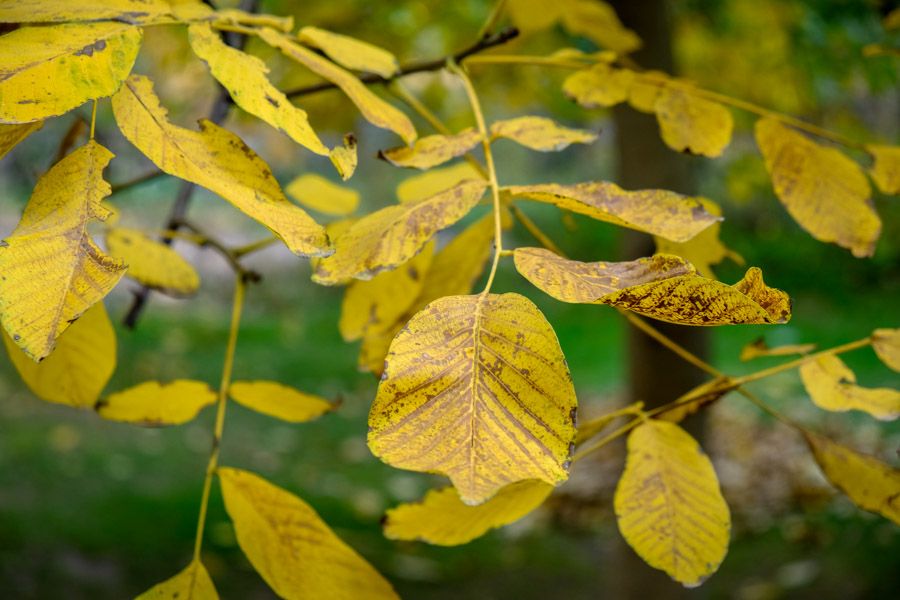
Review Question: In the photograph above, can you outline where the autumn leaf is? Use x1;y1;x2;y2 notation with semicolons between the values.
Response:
506;0;565;34
0;0;172;24
0;122;43;160
106;227;200;296
867;144;900;195
396;162;485;204
112;75;330;257
560;0;641;54
96;380;217;426
654;198;743;279
740;337;815;361
298;27;399;78
489;116;597;152
285;173;359;217
229;381;333;423
654;86;733;157
615;420;730;587
627;70;668;113
800;355;900;421
379;129;483;170
136;560;218;600
218;467;399;600
369;293;578;505
872;328;900;372
563;64;635;108
383;480;553;546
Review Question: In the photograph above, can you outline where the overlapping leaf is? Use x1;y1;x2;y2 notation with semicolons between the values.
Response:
872;328;900;372
799;355;900;421
106;227;200;295
654;198;743;278
286;174;359;216
298;27;399;78
136;560;218;600
396;162;485;204
563;64;635;108
489;116;597;152
96;380;217;425
379;130;482;170
229;381;333;423
867;144;900;195
0;122;43;159
654;86;733;157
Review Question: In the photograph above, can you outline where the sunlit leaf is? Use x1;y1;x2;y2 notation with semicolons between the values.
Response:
489;116;597;152
627;71;668;113
872;328;900;372
0;0;172;24
136;560;218;600
298;27;399;78
96;380;216;426
800;355;900;421
383;480;553;546
654;198;743;278
229;380;334;423
218;467;399;599
740;337;815;361
379;129;482;170
285;173;360;217
106;227;199;296
615;420;730;587
562;64;635;108
756;117;880;257
867;144;900;195
654;86;733;157
396;162;485;204
560;0;642;54
0;122;43;160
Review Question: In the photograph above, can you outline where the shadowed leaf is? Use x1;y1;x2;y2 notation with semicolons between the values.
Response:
0;122;43;159
867;144;900;195
560;0;641;54
379;130;482;170
106;227;199;296
97;380;217;426
654;198;743;278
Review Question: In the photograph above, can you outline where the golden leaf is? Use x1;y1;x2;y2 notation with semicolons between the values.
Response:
806;433;900;525
298;27;399;78
384;480;553;546
560;0;642;54
3;302;114;408
740;337;815;361
106;227;199;296
329;133;358;181
229;380;333;423
506;0;565;34
654;86;733;157
0;22;141;123
563;64;636;108
0;0;172;24
756;117;880;257
259;28;416;145
654;198;743;278
505;182;719;243
615;420;730;587
396;162;485;204
800;355;900;421
112;75;330;257
136;560;218;600
872;328;900;372
96;380;217;426
379;129;482;170
628;71;668;113
285;173;359;217
514;247;791;325
489;116;597;152
0;141;125;360
369;293;578;505
218;467;399;600
0;122;43;160
312;179;487;284
867;144;900;195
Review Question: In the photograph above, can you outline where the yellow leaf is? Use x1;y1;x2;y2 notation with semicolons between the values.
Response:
506;0;565;34
136;560;218;600
329;133;358;181
489;116;597;152
379;129;482;170
259;28;416;145
340;243;434;341
2;302;114;408
396;162;485;204
312;180;487;284
654;198;743;278
740;337;815;361
627;71;668;113
285;174;359;217
298;27;399;78
799;355;900;421
514;247;791;325
229;380;333;423
0;0;172;24
0;122;43;160
867;144;900;195
0;141;125;360
563;64;635;108
218;467;399;600
96;380;217;426
384;480;553;546
506;182;719;242
369;293;578;505
655;86;733;157
615;420;730;587
756;117;880;257
805;433;900;526
560;0;642;54
112;75;330;257
0;22;141;124
106;227;199;296
872;328;900;372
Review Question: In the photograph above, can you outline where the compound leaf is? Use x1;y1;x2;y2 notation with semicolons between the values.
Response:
872;328;900;372
136;560;218;600
298;27;399;78
800;354;900;421
489;116;597;152
97;380;217;426
229;380;333;423
286;174;359;216
106;227;199;295
654;86;733;157
379;130;482;170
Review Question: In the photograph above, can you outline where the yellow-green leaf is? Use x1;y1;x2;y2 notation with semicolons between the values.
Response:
136;560;218;600
312;179;487;284
0;0;172;24
799;355;900;421
218;467;398;600
0;22;141;123
379;129;482;170
112;75;330;257
0;141;125;360
562;64;635;108
506;182;719;243
489;116;597;152
384;480;553;546
259;28;416;145
298;27;399;78
654;86;733;157
396;162;485;204
229;380;333;423
0;122;43;160
106;227;199;295
369;293;578;505
615;420;730;587
560;0;642;54
2;302;114;408
756;117;880;257
654;198;743;278
740;337;815;361
506;0;565;34
96;380;217;426
867;144;900;194
514;247;791;325
872;328;900;372
285;173;359;217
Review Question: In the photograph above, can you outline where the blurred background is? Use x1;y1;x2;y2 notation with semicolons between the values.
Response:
1;0;899;598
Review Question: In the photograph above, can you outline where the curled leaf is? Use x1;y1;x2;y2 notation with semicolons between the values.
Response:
872;328;900;372
136;560;218;600
106;227;199;296
489;116;597;152
298;27;399;78
379;130;482;170
286;174;360;217
229;380;333;423
654;86;733;157
800;355;900;421
96;380;217;426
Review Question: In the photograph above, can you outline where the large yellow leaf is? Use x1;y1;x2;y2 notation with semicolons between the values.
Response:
298;27;399;78
383;480;553;546
514;247;791;325
0;0;172;24
562;64;635;108
285;173;359;216
312;179;487;284
799;355;900;421
560;0;642;54
106;227;199;296
136;560;218;600
489;116;597;152
218;467;398;600
396;162;485;204
112;75;330;257
96;380;217;426
615;420;730;587
0;122;43;160
369;293;578;505
259;28;416;145
0;22;141;123
229;380;333;423
505;182;719;243
378;130;482;170
872;328;900;372
867;144;900;195
756;117;880;257
805;433;900;525
3;302;114;408
0;141;125;360
654;198;743;278
654;86;733;157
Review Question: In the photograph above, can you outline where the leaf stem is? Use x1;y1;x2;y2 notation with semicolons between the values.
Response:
730;337;872;386
509;204;566;256
89;100;98;140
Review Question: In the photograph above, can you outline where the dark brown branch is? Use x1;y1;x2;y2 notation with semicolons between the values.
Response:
174;219;262;283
